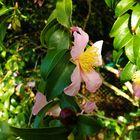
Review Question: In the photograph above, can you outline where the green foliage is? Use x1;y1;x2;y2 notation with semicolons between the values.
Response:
108;0;140;81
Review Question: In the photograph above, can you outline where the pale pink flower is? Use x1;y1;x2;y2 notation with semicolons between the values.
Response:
32;92;61;116
64;27;103;96
32;92;47;115
82;101;97;113
132;71;140;98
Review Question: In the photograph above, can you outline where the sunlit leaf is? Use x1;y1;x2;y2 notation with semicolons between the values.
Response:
131;4;140;30
113;49;123;63
56;0;72;27
0;6;13;16
113;26;132;50
125;38;135;63
104;0;116;9
110;14;130;37
120;61;136;82
115;0;136;17
133;35;140;69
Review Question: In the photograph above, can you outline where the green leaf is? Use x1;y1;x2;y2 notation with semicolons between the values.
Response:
125;38;135;63
40;20;58;46
113;49;123;63
46;52;75;100
113;26;132;50
131;4;140;30
0;6;13;16
0;121;14;140
11;126;70;140
41;21;70;50
33;100;59;128
110;14;130;37
115;0;136;17
120;61;136;82
104;0;116;9
133;35;140;69
0;18;7;41
47;9;57;25
56;0;72;27
41;49;67;79
76;115;102;138
59;93;81;112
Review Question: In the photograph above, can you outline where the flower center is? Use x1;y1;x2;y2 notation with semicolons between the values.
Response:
78;46;99;72
132;71;140;84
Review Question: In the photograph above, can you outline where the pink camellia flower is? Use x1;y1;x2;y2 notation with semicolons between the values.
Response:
32;92;61;117
64;27;103;96
32;92;47;115
132;71;140;98
82;101;97;113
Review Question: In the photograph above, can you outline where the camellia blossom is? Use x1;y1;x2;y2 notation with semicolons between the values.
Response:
64;27;103;96
82;101;97;113
132;71;140;98
32;92;61;117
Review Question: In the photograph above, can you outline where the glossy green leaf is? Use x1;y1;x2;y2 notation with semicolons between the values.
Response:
11;126;70;140
46;52;75;100
0;6;13;16
41;49;67;79
33;100;59;128
113;26;132;50
131;4;140;30
56;0;72;27
41;22;70;50
40;20;58;46
125;38;135;63
115;0;136;17
113;49;123;63
120;61;136;82
110;14;130;37
76;115;102;138
133;35;140;69
59;93;81;112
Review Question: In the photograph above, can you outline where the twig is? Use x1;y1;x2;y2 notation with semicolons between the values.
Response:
103;81;139;107
105;66;134;94
83;0;92;30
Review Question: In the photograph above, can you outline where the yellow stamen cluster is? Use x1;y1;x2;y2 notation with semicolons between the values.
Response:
132;70;140;84
78;46;99;72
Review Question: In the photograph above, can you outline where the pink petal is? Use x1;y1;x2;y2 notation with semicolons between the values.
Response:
82;101;97;113
92;40;103;66
71;27;89;60
32;92;47;115
132;83;140;98
64;64;82;96
81;69;102;93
